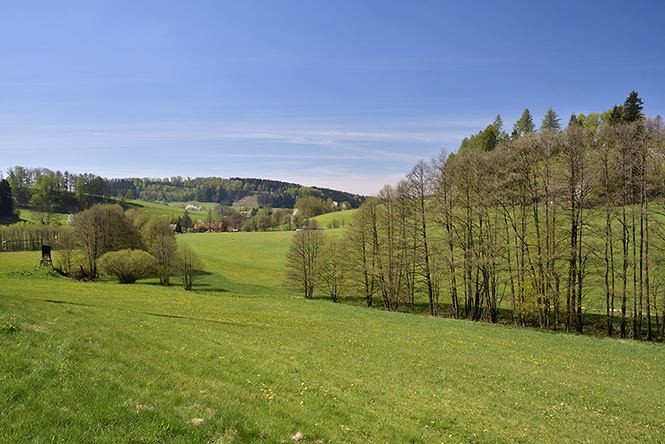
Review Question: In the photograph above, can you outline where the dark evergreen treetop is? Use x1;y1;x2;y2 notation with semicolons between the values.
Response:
0;178;15;217
622;90;644;123
458;114;508;152
607;105;625;126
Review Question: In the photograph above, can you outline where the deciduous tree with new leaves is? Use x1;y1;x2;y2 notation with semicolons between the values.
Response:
284;221;326;299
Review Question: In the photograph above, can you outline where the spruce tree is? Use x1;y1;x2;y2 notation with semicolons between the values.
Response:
540;108;561;131
607;105;625;126
512;108;535;138
569;113;580;127
492;114;504;131
622;90;644;123
0;179;15;217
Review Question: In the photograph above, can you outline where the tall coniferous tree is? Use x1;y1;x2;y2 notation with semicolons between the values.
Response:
540;108;561;131
0;179;16;218
607;105;625;126
623;91;644;123
512;109;535;138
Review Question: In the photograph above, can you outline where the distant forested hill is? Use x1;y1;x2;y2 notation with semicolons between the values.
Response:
4;167;365;212
108;176;364;208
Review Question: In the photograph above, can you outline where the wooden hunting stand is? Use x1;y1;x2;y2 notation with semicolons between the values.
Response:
35;244;53;270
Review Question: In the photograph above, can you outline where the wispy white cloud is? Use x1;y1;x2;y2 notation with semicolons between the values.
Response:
0;115;479;195
1;115;472;153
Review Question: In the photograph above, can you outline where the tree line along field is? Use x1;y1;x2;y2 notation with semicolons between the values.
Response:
4;198;665;335
0;248;664;443
284;107;665;342
173;213;665;338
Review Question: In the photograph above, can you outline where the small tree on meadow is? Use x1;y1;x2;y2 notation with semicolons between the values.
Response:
53;226;77;275
141;215;177;285
175;243;203;291
284;221;325;299
319;235;346;302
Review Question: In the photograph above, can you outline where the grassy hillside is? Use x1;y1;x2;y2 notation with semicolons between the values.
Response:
313;209;357;228
1;252;664;443
1;200;184;228
176;231;293;297
175;226;350;298
125;199;188;217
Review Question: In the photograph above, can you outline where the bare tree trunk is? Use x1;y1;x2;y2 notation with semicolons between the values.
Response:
632;203;639;340
620;205;629;339
661;288;665;340
645;203;652;340
605;211;616;337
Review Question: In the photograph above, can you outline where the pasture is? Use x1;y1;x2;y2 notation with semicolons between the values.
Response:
1;242;664;443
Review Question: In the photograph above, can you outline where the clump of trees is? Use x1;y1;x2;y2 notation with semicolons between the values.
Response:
184;195;351;233
175;243;203;291
0;222;60;252
283;221;349;302
68;204;203;289
285;92;665;341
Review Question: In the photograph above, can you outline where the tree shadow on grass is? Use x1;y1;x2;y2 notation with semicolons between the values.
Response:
190;270;230;293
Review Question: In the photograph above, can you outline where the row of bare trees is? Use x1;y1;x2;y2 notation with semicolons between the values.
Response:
289;118;665;340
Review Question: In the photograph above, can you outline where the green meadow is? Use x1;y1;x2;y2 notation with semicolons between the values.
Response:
176;230;293;297
1;227;664;443
313;210;356;228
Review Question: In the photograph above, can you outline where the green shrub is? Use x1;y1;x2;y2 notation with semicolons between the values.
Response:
97;249;157;284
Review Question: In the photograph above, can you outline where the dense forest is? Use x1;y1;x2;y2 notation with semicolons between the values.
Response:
0;170;364;215
287;92;665;341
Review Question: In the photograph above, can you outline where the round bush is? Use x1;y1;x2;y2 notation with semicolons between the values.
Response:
97;249;158;284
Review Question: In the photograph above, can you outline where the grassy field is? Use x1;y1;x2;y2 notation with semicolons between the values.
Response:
175;222;349;298
176;231;294;297
125;200;190;218
2;200;187;227
313;210;356;228
1;246;665;443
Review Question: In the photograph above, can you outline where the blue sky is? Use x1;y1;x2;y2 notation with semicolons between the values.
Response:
1;1;664;195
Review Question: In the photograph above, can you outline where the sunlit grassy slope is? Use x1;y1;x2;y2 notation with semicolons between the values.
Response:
176;231;294;297
172;211;353;297
1;252;664;443
125;199;188;217
313;209;357;227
